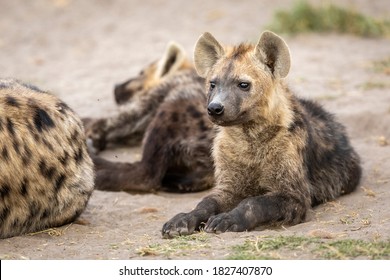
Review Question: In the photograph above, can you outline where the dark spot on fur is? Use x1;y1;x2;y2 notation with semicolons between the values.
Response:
70;129;80;142
288;119;304;133
33;131;40;142
74;147;84;163
6;118;15;136
11;218;20;228
21;218;34;229
39;160;56;180
55;174;66;192
59;151;70;166
0;184;11;198
22;145;32;166
40;208;51;220
28;201;41;220
0;118;3;132
20;180;28;196
12;139;20;154
288;109;305;132
34;108;55;132
0;206;10;222
1;146;9;160
5;95;20;107
158;111;166;118
42;138;54;152
198;120;208;132
187;105;202;118
171;112;179;122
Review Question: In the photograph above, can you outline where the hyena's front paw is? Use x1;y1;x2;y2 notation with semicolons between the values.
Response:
204;212;247;233
82;118;108;152
162;213;202;239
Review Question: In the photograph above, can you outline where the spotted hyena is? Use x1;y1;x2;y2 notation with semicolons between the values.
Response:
85;43;214;192
0;79;94;238
162;31;361;237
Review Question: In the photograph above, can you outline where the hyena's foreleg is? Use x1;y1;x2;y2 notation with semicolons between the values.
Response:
162;191;309;237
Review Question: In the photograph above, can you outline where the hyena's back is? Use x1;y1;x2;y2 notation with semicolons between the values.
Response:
0;79;94;238
295;97;361;205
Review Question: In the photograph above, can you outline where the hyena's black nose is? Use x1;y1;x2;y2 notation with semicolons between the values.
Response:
207;102;224;116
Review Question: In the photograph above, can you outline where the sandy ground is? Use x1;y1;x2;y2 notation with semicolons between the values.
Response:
0;0;389;259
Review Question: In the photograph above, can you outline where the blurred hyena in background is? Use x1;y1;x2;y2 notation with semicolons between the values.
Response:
85;43;215;193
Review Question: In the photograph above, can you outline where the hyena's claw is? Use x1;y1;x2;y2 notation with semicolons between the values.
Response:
161;213;199;238
205;213;247;233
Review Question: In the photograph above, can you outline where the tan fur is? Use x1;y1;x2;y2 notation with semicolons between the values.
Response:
0;79;94;238
162;31;361;237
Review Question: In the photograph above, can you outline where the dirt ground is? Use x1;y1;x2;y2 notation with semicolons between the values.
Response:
0;0;389;259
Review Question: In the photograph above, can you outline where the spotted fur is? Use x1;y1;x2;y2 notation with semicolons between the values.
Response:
0;79;94;238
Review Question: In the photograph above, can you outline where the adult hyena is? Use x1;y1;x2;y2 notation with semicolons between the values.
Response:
0;79;94;238
162;31;361;237
85;43;214;192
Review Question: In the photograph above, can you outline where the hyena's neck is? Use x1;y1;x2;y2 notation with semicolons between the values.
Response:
222;82;294;142
220;121;282;146
263;82;294;128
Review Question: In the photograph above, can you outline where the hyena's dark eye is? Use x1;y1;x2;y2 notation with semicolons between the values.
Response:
238;82;250;91
209;82;216;91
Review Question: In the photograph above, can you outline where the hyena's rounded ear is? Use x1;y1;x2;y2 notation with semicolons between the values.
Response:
156;42;187;78
255;31;291;79
194;32;225;78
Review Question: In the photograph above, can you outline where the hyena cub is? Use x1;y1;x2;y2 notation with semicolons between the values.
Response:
162;31;361;237
0;79;94;238
86;43;214;192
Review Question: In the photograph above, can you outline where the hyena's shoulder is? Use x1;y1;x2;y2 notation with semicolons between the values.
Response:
0;79;94;239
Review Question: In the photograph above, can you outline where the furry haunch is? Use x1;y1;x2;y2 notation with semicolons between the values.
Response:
0;79;94;238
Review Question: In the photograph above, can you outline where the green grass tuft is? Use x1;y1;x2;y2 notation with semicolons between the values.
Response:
229;236;316;260
267;1;390;37
229;235;390;260
318;239;390;259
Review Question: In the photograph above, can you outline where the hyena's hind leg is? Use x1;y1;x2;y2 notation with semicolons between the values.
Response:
93;99;214;193
92;126;179;192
